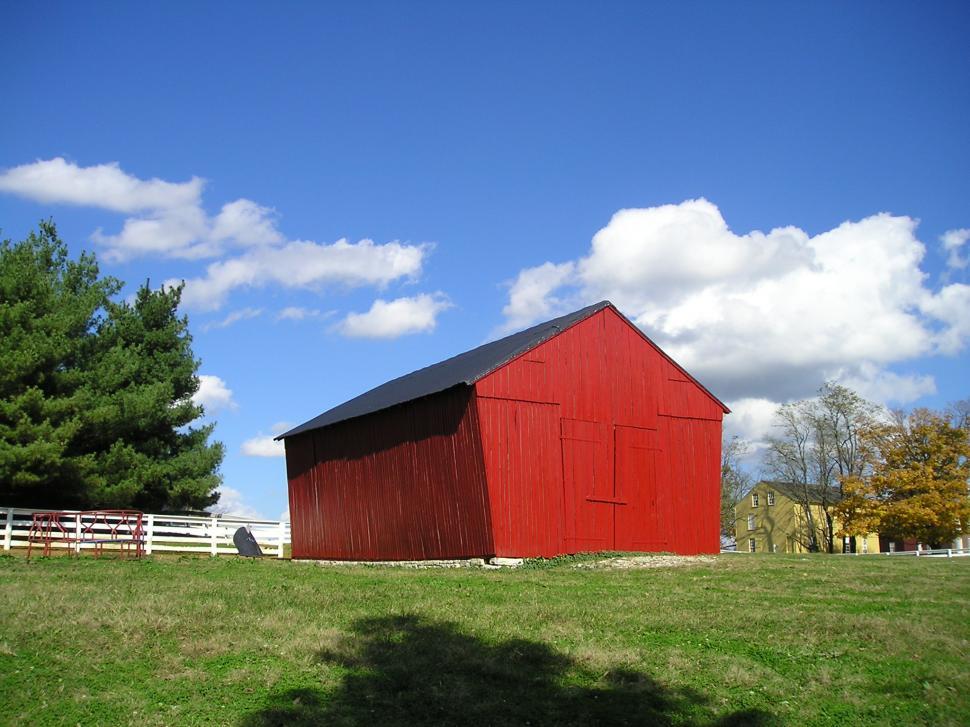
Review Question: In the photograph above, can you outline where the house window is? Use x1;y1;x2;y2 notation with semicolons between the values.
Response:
747;514;756;530
862;538;869;554
844;536;851;553
748;538;756;553
752;493;760;507
889;542;896;553
767;491;775;506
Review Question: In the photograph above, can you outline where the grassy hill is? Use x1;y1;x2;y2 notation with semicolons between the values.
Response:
1;553;967;726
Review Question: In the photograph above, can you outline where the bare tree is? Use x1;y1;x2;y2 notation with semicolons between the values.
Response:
948;398;970;431
763;382;882;552
721;435;752;539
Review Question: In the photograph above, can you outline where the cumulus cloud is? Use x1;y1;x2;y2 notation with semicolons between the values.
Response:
942;228;970;270
722;398;780;446
835;363;936;406
192;374;237;412
0;157;202;213
211;486;264;520
241;423;291;458
169;239;430;311
500;199;970;404
201;307;263;332
0;158;281;262
240;436;286;457
335;293;452;339
0;158;437;312
501;262;577;333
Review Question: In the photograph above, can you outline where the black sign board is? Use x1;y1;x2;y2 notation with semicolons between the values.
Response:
233;526;264;557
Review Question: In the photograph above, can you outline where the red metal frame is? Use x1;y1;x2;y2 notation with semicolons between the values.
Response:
26;510;145;560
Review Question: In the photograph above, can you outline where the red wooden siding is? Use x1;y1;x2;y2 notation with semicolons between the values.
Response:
285;386;493;560
476;397;564;557
475;307;723;556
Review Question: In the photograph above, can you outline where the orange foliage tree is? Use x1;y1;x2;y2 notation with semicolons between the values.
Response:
841;409;970;549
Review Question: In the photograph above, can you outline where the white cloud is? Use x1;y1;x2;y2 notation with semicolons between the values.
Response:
201;307;263;332
277;306;324;321
0;158;281;262
241;422;291;458
240;436;285;457
335;293;452;339
170;239;430;311
722;398;780;446
210;199;283;248
502;261;577;333
0;158;437;312
834;363;936;406
499;199;970;404
918;282;970;355
211;486;264;520
192;374;237;412
0;157;202;213
941;228;970;270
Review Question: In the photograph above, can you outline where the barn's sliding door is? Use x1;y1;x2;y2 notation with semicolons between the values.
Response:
614;425;667;551
561;418;614;552
477;397;564;558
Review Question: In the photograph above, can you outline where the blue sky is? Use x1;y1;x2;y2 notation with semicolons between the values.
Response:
2;2;968;520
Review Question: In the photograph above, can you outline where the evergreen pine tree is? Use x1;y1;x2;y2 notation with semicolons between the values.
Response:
0;221;223;510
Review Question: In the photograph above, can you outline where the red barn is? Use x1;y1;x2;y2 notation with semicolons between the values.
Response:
278;301;728;560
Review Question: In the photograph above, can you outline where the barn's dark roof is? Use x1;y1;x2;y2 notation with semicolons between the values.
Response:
277;301;612;439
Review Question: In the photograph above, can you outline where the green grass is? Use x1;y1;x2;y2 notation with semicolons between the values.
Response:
1;553;968;726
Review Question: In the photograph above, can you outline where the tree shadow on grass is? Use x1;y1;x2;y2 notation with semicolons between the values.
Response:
240;614;777;726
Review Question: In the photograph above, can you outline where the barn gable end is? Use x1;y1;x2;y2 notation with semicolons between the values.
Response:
475;307;723;556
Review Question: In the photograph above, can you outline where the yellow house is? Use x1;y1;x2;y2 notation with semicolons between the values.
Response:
734;481;881;554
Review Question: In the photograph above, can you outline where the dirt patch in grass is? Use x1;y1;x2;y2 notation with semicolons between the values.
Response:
575;554;716;569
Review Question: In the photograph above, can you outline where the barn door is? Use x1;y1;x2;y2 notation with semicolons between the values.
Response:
561;418;614;552
614;425;667;551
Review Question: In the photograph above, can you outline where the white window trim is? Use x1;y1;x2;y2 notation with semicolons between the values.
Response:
767;491;775;506
751;493;760;507
748;538;756;553
747;514;755;531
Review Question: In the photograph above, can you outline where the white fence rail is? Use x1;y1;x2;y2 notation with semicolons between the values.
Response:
883;546;970;558
1;507;289;558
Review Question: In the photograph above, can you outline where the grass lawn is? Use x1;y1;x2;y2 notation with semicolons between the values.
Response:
1;553;968;726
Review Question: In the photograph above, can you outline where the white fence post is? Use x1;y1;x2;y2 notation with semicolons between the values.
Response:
277;521;285;559
74;513;82;553
210;516;218;556
3;508;13;551
145;514;154;555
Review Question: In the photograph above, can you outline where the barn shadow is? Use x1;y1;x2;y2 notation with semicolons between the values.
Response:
239;614;777;726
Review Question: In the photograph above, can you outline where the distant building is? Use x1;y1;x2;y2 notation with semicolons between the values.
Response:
734;481;880;554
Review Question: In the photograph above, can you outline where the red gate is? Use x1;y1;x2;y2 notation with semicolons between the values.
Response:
26;510;145;559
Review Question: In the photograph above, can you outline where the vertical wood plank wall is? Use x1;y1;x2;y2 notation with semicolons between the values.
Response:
285;386;493;560
475;307;723;556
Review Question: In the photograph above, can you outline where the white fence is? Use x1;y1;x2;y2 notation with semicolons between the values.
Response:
1;507;289;558
883;546;970;558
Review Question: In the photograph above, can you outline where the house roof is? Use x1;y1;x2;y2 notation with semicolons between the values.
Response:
756;481;843;504
278;300;728;439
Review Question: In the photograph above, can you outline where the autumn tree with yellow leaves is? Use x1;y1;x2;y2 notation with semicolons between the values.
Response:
835;408;970;548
